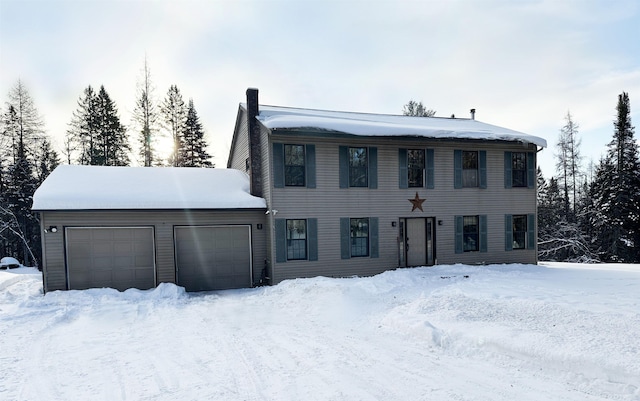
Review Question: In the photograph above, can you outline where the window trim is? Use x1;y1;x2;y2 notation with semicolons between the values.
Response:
408;149;425;188
511;152;527;188
350;217;370;257
286;219;307;260
348;147;368;188
284;144;306;187
463;215;479;252
512;214;527;250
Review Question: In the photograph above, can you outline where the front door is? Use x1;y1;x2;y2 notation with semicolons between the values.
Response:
400;217;435;267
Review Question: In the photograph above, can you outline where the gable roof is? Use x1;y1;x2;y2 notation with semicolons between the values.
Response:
244;104;547;148
32;165;267;211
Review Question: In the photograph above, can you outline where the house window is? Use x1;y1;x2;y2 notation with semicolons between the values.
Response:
462;151;478;187
408;149;425;187
284;144;305;186
349;147;368;187
350;218;369;257
463;215;479;252
286;219;307;260
512;152;527;187
512;215;527;249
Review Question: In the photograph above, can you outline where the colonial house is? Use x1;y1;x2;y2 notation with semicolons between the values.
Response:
228;89;546;285
33;88;546;292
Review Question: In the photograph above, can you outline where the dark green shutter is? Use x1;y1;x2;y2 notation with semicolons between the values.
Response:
504;151;512;189
306;144;316;189
308;218;318;261
398;148;408;189
454;150;462;189
479;215;488;253
369;147;377;189
527;214;535;249
527;152;535;189
275;218;286;262
340;218;350;259
370;217;379;258
505;214;513;251
273;143;284;188
426;148;435;189
455;216;463;254
339;146;348;188
479;151;487;189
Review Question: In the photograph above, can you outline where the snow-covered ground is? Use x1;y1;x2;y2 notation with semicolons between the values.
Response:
1;262;638;401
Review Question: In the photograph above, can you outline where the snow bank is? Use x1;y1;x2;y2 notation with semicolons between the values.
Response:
32;165;267;210
1;263;638;400
251;104;547;147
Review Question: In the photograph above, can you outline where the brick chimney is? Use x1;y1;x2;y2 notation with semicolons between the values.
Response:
470;108;476;120
246;88;262;198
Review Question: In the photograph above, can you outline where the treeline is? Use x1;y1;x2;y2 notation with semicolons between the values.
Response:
538;92;640;263
1;61;214;266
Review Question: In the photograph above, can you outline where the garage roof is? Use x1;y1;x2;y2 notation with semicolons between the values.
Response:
32;165;267;210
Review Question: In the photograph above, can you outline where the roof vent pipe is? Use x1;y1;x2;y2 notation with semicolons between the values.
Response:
470;108;476;120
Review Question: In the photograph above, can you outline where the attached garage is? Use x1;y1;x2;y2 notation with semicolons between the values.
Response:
175;225;252;291
33;165;267;293
65;227;155;291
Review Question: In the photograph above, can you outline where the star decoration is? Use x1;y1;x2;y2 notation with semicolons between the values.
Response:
409;192;426;212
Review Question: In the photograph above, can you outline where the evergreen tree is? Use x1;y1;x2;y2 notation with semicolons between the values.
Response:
161;85;187;167
402;100;436;117
133;57;159;166
33;137;60;185
67;86;99;165
180;99;212;168
590;92;640;262
94;85;130;166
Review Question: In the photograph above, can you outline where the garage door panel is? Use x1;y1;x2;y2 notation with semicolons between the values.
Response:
175;226;251;292
66;227;155;291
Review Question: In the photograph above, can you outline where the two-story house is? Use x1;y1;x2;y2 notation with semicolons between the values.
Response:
227;89;547;285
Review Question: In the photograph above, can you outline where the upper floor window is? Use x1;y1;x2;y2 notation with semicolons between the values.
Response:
349;147;368;187
463;215;479;252
272;143;316;189
408;149;425;187
286;219;307;260
462;151;478;187
284;144;305;186
350;218;369;257
511;152;527;187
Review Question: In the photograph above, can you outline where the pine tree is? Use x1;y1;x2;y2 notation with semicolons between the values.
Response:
161;85;187;167
590;92;640;262
402;100;436;117
94;85;130;166
67;86;99;165
133;57;159;166
180;99;213;168
33;137;60;185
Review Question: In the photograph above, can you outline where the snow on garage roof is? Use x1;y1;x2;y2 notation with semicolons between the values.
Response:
32;165;267;210
250;104;547;148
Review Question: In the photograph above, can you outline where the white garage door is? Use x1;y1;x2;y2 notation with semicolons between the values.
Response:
174;225;252;291
65;227;156;291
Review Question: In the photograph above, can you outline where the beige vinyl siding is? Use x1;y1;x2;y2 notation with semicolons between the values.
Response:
40;210;267;292
268;134;538;283
227;108;250;172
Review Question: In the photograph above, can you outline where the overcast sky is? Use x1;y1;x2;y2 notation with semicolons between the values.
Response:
1;0;639;178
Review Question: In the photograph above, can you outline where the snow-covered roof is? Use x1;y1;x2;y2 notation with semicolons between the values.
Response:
32;165;267;211
247;104;547;148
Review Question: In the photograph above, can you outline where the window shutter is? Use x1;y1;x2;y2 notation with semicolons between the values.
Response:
505;214;513;251
527;152;535;189
398;148;408;189
272;143;284;188
527;214;536;249
479;215;488;253
275;218;286;263
454;150;462;189
339;146;349;189
370;217;379;258
454;216;463;254
479;151;487;189
504;151;512;189
308;218;318;261
426;148;435;189
340;218;350;259
368;147;378;189
306;144;316;189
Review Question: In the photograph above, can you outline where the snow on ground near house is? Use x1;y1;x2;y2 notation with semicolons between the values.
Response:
1;263;638;401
